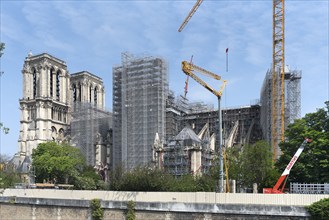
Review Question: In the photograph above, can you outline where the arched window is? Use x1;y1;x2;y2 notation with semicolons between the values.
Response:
89;85;93;103
94;87;98;105
51;126;57;141
72;84;77;102
58;128;65;141
56;70;60;101
58;109;62;121
33;68;37;99
78;83;82;102
50;68;54;97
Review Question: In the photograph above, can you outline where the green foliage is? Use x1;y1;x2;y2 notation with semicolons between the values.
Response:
0;41;10;134
276;102;329;184
195;174;216;192
90;198;103;220
306;198;329;220
227;141;276;191
169;174;197;192
73;166;106;190
0;171;20;188
126;200;136;220
0;155;21;188
0;122;9;134
32;142;85;184
32;142;107;190
0;42;4;57
109;165;218;192
110;166;174;191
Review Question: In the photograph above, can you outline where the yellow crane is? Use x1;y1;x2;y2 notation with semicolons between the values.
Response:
272;0;285;160
181;60;227;192
181;61;226;97
178;0;286;161
178;0;203;32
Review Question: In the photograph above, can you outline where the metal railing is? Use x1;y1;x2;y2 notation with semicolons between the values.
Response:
290;183;329;194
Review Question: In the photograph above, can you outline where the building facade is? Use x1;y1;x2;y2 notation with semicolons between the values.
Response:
70;71;112;166
260;66;301;157
16;52;111;169
18;53;71;157
112;53;168;170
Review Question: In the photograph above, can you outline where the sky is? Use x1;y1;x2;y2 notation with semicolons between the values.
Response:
0;0;328;157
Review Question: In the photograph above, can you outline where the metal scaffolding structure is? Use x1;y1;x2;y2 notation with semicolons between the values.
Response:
166;93;263;151
113;53;169;170
163;126;214;177
260;66;301;157
70;102;112;166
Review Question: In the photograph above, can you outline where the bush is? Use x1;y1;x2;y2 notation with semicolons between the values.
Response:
306;198;329;220
90;198;103;220
126;200;136;220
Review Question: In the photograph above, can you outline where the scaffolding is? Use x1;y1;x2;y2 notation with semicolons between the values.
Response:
163;126;214;177
70;102;112;166
166;92;263;150
113;53;169;170
260;66;301;157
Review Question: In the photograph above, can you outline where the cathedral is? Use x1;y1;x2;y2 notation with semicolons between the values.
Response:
13;52;112;175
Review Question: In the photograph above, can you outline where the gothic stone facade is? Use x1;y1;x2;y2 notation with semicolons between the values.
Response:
17;52;111;167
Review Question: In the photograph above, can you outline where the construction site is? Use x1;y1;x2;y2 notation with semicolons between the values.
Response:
112;53;169;170
6;0;309;195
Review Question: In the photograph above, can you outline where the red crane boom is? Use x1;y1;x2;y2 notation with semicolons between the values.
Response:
263;138;312;194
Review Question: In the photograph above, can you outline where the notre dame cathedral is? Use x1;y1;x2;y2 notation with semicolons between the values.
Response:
12;52;112;175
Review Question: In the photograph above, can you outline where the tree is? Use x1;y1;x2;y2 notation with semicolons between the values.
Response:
112;166;174;191
227;141;277;191
0;154;21;188
0;42;9;134
0;42;4;57
32;142;86;184
306;198;329;220
276;102;329;184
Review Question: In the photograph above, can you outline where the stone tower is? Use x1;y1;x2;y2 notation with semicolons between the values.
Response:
70;71;111;167
18;53;71;157
70;71;105;110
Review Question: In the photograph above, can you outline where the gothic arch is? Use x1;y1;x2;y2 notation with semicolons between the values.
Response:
89;83;93;103
50;67;55;98
78;83;82;102
51;126;57;141
58;128;65;141
94;86;98;105
72;83;77;102
56;70;61;101
32;67;37;99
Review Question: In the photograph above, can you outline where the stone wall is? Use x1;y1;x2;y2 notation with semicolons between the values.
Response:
0;196;311;220
1;189;328;219
2;189;328;206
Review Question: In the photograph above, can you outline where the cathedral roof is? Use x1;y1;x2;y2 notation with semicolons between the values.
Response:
174;126;201;143
16;155;32;173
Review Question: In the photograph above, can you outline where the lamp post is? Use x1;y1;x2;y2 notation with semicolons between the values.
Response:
218;96;224;193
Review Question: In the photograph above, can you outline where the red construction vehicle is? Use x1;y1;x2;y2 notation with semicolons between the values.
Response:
263;138;312;194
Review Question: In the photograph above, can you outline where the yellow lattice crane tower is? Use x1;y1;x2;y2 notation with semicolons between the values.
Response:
272;0;285;160
178;0;286;161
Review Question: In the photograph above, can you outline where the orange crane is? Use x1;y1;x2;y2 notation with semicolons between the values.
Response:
178;0;286;161
263;138;312;194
